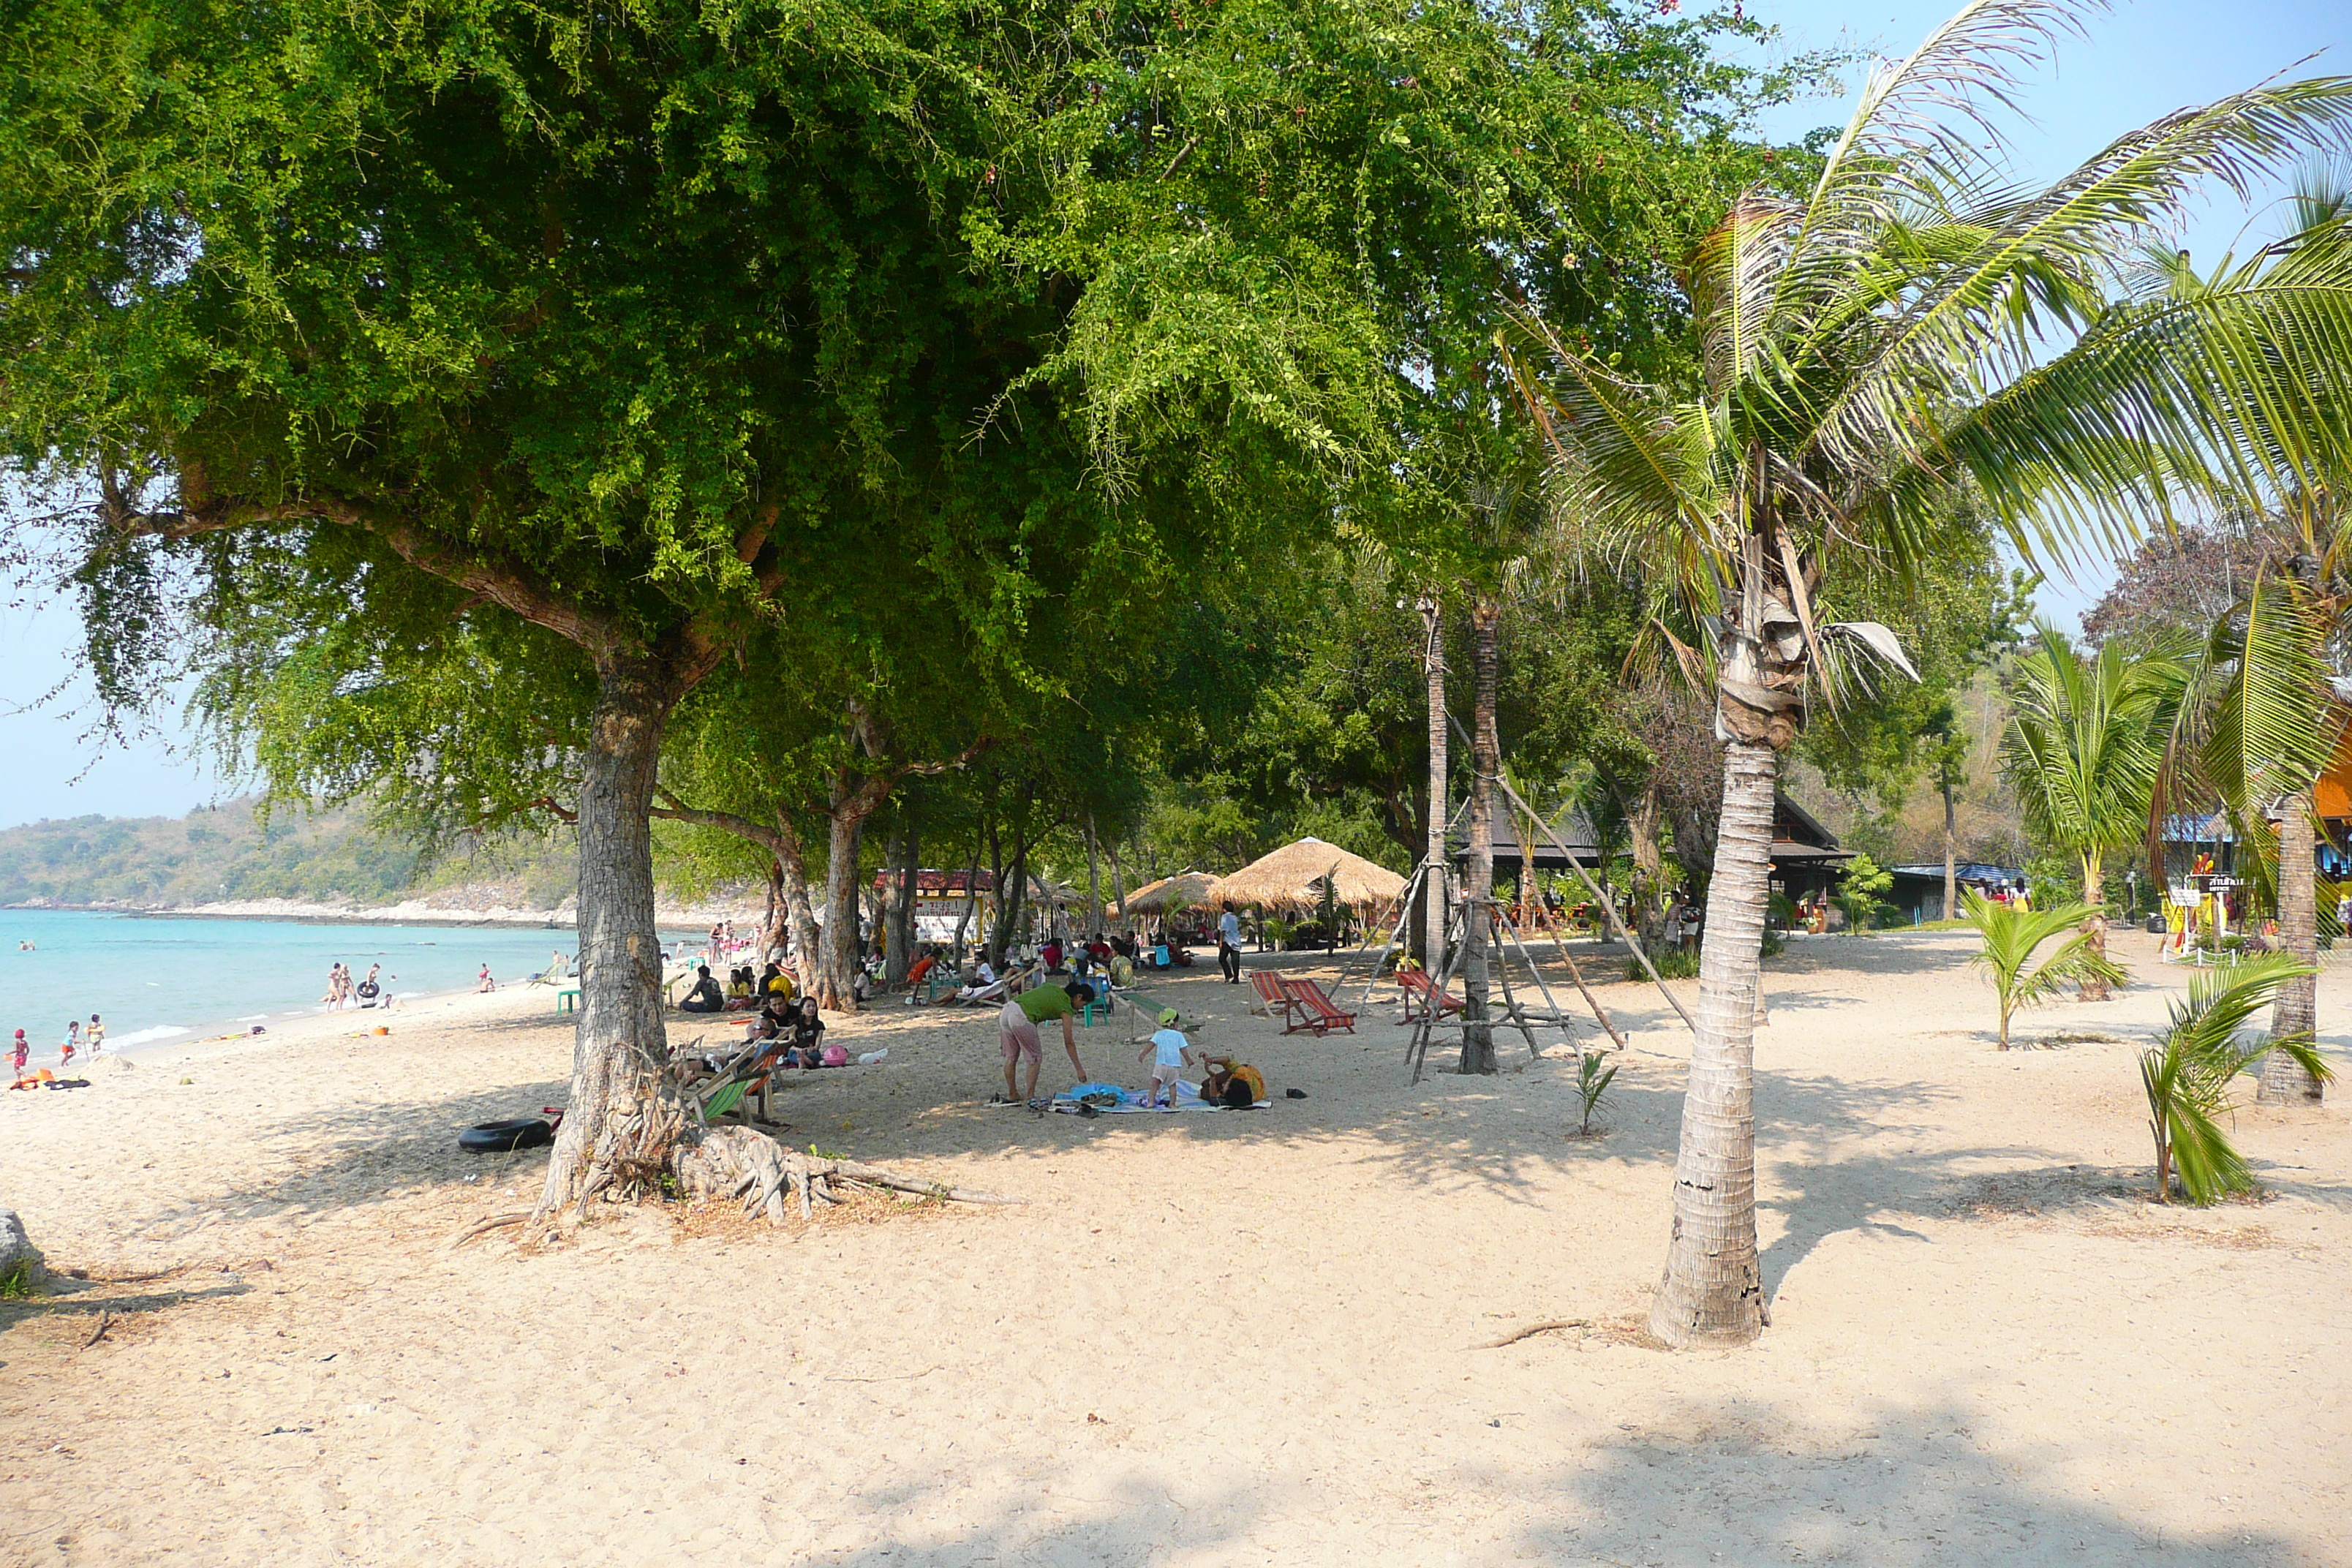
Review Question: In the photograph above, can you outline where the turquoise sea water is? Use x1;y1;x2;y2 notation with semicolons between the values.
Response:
0;908;616;1060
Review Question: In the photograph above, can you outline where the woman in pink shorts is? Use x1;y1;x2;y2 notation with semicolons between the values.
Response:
995;980;1094;1104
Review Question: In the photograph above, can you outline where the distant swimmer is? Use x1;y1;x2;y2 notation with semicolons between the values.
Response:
15;941;30;951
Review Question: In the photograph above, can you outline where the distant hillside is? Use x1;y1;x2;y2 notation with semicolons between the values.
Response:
0;799;578;911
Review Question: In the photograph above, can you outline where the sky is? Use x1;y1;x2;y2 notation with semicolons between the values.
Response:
0;0;2342;831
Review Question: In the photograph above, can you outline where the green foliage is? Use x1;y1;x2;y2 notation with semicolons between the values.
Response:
0;1256;39;1299
1574;1050;1619;1136
2002;622;2185;902
1631;946;1700;981
2140;954;2331;1203
1961;890;2129;1049
1832;852;1896;932
1260;916;1297;951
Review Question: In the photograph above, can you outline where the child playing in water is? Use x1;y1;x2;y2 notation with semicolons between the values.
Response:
1135;1008;1196;1110
87;1014;105;1054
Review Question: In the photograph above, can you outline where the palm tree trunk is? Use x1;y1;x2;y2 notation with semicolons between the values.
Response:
1649;736;1774;1347
2261;791;2324;1103
1941;760;1958;921
1458;600;1499;1075
2078;848;2111;1003
1420;593;1448;971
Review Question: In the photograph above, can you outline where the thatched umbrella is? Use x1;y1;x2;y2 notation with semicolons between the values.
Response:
1117;870;1218;918
1207;837;1406;918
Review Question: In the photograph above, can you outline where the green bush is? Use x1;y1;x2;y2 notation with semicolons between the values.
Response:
1631;946;1700;981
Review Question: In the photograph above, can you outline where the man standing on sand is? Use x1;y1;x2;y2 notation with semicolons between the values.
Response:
1217;902;1243;984
993;979;1094;1104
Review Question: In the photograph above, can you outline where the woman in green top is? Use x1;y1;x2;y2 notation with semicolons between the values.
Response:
995;980;1095;1104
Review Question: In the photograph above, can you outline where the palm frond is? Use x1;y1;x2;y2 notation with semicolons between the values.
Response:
2143;953;2329;1202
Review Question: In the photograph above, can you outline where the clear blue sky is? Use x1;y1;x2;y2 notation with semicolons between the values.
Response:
0;0;2341;829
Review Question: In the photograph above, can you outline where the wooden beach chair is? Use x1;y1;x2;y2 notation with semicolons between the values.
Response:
1248;970;1311;1033
1395;968;1463;1024
1278;977;1357;1037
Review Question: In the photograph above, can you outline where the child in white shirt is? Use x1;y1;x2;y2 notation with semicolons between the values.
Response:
1136;1008;1196;1110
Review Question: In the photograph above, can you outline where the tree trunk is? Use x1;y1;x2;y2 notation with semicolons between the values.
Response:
818;804;869;1012
777;816;822;979
2261;791;2324;1103
2078;848;2111;1003
1649;736;1775;1347
534;657;673;1219
760;857;788;963
886;804;920;987
1081;817;1100;938
951;838;982;962
1458;600;1499;1075
988;792;1031;967
1648;524;1808;1350
1108;835;1128;932
1421;592;1448;970
1628;777;1665;947
1941;760;1958;922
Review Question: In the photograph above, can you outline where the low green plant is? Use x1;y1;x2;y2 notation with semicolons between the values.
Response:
1574;1051;1619;1135
1261;916;1297;950
1832;852;1896;932
1629;946;1700;981
0;1257;40;1300
1760;930;1785;960
1768;891;1799;929
2141;954;2332;1204
1961;890;2128;1049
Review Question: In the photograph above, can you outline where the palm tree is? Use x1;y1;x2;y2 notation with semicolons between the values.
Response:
2002;622;2185;998
1508;0;2352;1346
1961;890;2127;1049
2140;953;2331;1202
2168;499;2347;1103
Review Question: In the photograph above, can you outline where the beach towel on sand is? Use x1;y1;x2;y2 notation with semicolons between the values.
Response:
1047;1082;1268;1114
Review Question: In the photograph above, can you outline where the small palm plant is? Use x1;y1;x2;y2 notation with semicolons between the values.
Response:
1962;890;2129;1049
2141;954;2332;1203
1574;1050;1619;1137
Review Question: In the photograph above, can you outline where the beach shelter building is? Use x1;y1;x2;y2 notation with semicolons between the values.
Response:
1210;837;1409;943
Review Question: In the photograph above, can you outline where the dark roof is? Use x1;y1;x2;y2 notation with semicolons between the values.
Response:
1772;794;1841;851
1887;862;2021;883
1451;808;1602;870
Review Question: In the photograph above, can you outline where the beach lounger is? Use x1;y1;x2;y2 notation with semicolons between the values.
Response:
957;973;1019;1007
1395;968;1463;1024
1248;970;1312;1033
1279;977;1357;1036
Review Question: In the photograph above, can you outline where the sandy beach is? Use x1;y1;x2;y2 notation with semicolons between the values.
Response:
3;930;2348;1567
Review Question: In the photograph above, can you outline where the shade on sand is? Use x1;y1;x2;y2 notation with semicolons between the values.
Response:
1117;870;1219;916
1209;837;1407;917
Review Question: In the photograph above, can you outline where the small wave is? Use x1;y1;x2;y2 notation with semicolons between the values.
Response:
111;1025;191;1048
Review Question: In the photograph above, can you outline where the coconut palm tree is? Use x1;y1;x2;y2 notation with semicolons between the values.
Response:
2140;953;2331;1202
1961;889;2127;1049
2163;485;2348;1101
1507;0;2352;1346
2002;622;2186;998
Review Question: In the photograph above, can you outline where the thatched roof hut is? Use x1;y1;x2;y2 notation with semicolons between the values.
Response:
1208;837;1407;917
1117;870;1218;916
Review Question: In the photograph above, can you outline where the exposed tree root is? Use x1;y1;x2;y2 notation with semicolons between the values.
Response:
1470;1317;1591;1349
674;1124;1023;1231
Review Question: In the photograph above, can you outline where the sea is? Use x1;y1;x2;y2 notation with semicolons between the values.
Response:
1;908;621;1059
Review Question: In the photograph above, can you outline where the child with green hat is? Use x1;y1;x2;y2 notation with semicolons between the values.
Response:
1135;1006;1196;1111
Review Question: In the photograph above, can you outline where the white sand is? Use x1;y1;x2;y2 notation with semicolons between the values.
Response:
3;931;2348;1567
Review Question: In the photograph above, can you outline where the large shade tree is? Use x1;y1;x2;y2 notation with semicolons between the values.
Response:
1509;0;2352;1346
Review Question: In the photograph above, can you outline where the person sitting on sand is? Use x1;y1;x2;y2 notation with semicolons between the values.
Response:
1135;1007;1196;1110
994;979;1093;1105
1196;1054;1264;1109
780;997;826;1066
762;962;796;1000
679;965;725;1014
752;994;793;1041
476;963;497;994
